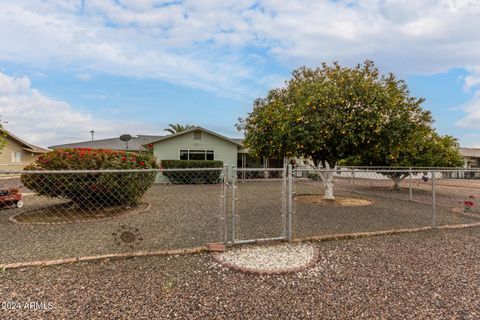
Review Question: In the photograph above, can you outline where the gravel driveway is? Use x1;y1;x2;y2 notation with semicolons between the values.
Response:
1;227;480;319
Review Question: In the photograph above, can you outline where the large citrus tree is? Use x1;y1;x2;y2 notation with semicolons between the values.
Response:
239;61;443;199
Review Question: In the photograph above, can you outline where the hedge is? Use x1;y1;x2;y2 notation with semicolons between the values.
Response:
21;148;158;208
161;160;223;184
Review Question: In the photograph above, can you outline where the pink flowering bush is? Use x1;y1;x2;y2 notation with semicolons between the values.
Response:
21;149;158;208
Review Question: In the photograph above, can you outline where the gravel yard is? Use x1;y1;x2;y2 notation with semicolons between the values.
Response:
1;179;479;265
0;183;225;264
334;176;480;211
237;180;479;241
1;227;480;319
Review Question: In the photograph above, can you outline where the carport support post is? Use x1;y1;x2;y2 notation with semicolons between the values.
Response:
287;164;293;241
222;164;228;244
432;170;437;228
231;166;237;244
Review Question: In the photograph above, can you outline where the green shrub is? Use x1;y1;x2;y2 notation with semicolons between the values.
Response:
161;160;223;184
307;172;320;181
21;148;158;208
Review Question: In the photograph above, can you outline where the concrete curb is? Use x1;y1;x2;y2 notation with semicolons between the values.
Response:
292;222;480;243
0;246;206;271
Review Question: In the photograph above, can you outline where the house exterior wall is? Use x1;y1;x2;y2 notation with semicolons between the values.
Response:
0;137;41;170
463;156;480;168
153;130;238;182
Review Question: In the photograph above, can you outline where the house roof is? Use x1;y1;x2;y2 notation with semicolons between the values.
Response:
147;126;244;147
49;135;163;151
230;138;244;145
1;128;49;154
460;147;480;158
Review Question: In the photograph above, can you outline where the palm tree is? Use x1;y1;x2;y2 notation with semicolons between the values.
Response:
164;123;195;134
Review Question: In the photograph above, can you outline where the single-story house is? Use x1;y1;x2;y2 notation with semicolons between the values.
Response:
146;127;285;181
147;126;283;170
0;129;49;170
50;127;285;179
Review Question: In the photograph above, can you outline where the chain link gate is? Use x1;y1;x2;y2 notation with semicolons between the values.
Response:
225;165;292;245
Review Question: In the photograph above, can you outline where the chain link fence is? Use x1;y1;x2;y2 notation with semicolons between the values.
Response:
230;167;287;244
0;168;225;265
1;166;479;265
292;167;480;239
229;166;480;243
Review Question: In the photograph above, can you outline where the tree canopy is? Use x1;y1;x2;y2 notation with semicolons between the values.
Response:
240;60;461;169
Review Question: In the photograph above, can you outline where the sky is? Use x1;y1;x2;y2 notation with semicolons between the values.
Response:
0;0;480;148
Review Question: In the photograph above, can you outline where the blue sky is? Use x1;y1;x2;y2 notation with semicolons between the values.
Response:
0;0;479;147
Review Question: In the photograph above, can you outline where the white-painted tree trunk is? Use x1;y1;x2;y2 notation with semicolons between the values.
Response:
389;175;405;190
318;167;335;200
323;171;335;200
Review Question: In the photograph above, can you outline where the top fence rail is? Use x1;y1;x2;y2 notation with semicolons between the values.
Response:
0;168;224;174
337;166;480;171
295;167;480;173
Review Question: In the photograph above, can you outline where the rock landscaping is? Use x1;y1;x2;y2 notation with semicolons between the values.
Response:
1;227;480;319
212;242;318;274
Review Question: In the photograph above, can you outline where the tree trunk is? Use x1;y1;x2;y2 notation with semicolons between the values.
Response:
323;171;335;200
390;176;404;190
317;165;335;200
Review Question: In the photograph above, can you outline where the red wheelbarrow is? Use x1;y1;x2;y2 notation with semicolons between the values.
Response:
0;188;23;208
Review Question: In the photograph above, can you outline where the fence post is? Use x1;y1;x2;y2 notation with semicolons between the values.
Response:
287;164;293;241
231;165;237;244
352;169;355;185
222;164;228;244
282;164;287;238
409;167;413;201
432;170;437;228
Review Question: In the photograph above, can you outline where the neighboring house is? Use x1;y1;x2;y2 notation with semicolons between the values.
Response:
459;147;480;168
49;135;163;152
0;129;49;170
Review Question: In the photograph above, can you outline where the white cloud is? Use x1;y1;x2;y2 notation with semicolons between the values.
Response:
456;91;480;128
2;0;480;93
75;73;92;81
463;74;480;92
0;72;154;147
4;0;480;141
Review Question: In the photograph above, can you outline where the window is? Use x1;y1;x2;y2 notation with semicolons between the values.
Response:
179;150;189;160
179;150;214;160
194;130;202;140
189;150;206;160
206;150;214;160
11;152;22;163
